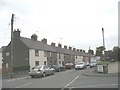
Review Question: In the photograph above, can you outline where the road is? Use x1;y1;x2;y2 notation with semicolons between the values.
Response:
2;67;119;89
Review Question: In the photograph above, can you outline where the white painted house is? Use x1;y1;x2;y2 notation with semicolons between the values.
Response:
29;49;47;71
75;55;84;64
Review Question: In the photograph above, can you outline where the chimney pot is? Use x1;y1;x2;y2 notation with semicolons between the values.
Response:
64;45;67;49
51;42;55;47
31;34;37;40
41;38;47;44
58;43;62;48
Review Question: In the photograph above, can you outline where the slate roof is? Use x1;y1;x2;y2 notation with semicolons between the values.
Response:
19;37;88;56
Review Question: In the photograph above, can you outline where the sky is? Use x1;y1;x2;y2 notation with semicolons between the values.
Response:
0;0;119;52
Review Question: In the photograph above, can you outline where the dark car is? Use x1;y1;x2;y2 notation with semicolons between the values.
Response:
64;63;74;69
51;65;66;72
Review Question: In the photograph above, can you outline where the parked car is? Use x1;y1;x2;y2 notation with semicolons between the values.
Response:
85;62;90;66
29;65;55;78
90;61;97;68
75;62;86;70
51;65;66;72
65;63;74;69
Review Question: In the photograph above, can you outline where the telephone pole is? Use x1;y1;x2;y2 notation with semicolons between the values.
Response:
10;14;14;78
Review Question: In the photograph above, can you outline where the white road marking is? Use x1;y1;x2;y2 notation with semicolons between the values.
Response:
15;82;32;88
65;75;79;88
69;83;118;88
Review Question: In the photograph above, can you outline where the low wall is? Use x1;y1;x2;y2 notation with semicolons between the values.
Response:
108;61;119;74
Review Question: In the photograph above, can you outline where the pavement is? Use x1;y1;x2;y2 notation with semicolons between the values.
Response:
82;67;119;77
2;70;29;79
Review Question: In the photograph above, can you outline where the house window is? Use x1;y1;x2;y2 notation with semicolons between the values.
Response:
59;53;61;59
54;61;56;65
35;61;39;66
44;51;47;57
50;52;52;57
64;55;66;57
76;56;77;59
59;61;61;65
50;61;52;66
6;52;10;56
35;50;39;56
62;61;64;65
44;61;46;65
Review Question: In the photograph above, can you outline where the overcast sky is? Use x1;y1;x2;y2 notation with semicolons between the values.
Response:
0;0;119;52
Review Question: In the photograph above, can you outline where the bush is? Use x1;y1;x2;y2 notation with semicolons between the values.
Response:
97;61;110;65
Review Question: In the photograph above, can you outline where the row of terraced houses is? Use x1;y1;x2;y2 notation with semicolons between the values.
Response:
2;29;93;75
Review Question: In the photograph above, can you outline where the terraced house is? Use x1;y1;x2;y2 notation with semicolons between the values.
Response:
2;29;92;76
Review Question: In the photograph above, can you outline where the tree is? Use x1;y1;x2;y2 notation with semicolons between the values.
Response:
95;46;105;60
113;46;120;61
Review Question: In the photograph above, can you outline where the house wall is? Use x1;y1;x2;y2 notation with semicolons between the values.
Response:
83;56;89;63
75;56;83;64
64;54;71;63
0;52;2;69
29;49;46;71
2;44;10;74
47;51;57;67
57;53;64;65
108;61;119;74
13;40;29;71
0;52;2;73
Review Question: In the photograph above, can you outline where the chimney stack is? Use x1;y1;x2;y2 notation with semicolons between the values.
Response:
58;43;62;48
73;48;76;51
31;34;37;41
51;42;55;47
41;38;47;44
69;46;72;50
13;29;21;38
80;49;82;52
64;45;67;49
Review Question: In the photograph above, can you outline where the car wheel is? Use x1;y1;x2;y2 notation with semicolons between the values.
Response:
52;71;55;75
42;72;46;77
31;76;34;78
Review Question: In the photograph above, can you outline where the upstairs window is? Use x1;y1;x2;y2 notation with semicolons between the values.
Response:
59;53;61;59
44;51;47;57
35;50;39;56
50;52;52;57
76;56;77;59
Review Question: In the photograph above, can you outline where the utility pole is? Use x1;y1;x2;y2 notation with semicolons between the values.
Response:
102;27;106;61
10;14;14;78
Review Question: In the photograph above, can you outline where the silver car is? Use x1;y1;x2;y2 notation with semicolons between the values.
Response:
29;65;55;78
75;62;86;70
